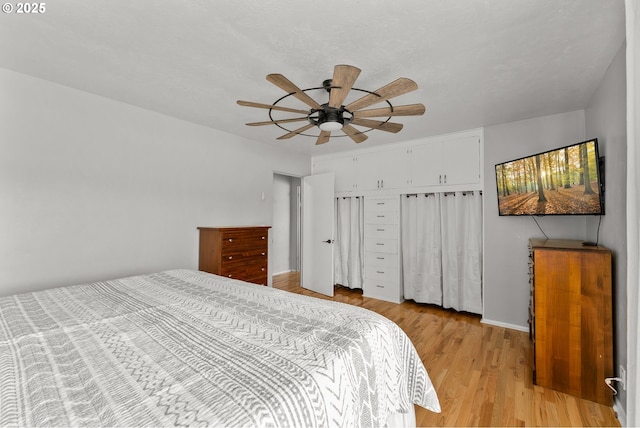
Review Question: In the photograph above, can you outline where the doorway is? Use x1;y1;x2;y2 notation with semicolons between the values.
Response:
272;173;301;274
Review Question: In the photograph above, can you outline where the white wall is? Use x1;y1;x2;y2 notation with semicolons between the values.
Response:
272;174;292;274
585;43;627;415
483;110;587;329
289;177;301;271
0;67;311;297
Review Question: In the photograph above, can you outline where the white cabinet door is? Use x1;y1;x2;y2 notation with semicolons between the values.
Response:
409;134;480;187
408;140;444;187
357;148;408;191
313;156;357;193
441;135;481;186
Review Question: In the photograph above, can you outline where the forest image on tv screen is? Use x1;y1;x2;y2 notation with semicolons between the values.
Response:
496;140;601;215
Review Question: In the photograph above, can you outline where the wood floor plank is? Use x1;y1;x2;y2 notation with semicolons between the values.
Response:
272;272;620;427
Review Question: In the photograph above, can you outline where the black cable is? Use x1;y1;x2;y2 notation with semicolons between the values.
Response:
595;215;602;246
531;215;549;240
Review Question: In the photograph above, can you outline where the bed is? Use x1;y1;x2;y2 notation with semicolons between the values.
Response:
0;269;440;427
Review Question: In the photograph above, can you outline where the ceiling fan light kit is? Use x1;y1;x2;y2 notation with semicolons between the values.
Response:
237;64;425;145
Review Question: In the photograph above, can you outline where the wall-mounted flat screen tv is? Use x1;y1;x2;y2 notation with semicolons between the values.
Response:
495;139;604;216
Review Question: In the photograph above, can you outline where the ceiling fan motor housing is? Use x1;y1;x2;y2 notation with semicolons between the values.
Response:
316;104;346;131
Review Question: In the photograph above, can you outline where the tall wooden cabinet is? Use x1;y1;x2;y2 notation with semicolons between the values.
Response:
198;226;270;285
528;238;613;405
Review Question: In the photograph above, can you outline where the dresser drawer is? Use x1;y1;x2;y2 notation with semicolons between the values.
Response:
364;197;399;214
220;231;268;251
220;246;268;260
364;223;398;239
365;264;399;282
364;210;398;225
366;251;398;268
365;238;398;254
221;258;268;280
364;278;402;303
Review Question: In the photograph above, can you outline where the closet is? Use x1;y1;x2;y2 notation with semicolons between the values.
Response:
320;129;484;307
401;192;483;313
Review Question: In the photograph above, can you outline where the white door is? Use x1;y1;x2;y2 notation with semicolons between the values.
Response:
301;172;335;296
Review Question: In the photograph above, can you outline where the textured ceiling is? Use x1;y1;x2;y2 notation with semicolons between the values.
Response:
0;0;626;155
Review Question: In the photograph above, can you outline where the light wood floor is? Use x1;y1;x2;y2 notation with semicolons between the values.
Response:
272;272;620;427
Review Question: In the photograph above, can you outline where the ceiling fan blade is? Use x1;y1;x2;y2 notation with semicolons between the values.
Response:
350;118;404;133
328;65;361;109
316;131;331;145
266;74;322;109
237;100;310;115
353;103;426;118
345;78;418;112
246;117;309;126
277;123;316;139
342;124;368;144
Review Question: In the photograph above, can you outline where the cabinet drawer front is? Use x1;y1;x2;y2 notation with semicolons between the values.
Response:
364;223;398;239
364;198;399;213
242;272;269;286
221;247;268;259
221;232;268;251
364;279;401;302
364;211;399;225
221;259;268;277
365;252;399;268
365;265;399;282
365;238;398;254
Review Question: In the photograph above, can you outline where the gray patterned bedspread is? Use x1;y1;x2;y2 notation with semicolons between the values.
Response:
0;269;440;427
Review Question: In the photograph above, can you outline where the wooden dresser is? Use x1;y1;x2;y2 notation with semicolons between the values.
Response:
198;226;270;285
528;238;613;405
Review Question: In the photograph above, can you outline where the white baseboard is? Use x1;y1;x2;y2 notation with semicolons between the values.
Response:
614;396;626;426
481;318;529;333
273;269;294;276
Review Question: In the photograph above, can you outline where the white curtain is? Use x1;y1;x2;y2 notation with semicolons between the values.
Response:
401;191;483;314
334;197;364;289
440;191;483;313
627;0;640;425
401;194;442;305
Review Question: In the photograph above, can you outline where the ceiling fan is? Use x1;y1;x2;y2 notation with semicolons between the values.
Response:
237;65;426;145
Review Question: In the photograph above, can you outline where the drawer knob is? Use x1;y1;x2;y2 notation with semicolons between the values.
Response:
377;215;385;218
376;243;384;246
376;285;384;288
376;257;385;260
228;256;233;260
376;270;385;274
261;236;265;240
261;252;265;256
377;228;385;231
228;238;233;242
228;274;232;278
261;268;265;271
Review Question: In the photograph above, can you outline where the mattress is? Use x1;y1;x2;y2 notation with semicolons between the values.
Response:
0;269;440;427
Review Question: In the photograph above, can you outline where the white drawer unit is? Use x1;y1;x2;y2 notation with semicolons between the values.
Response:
363;196;402;303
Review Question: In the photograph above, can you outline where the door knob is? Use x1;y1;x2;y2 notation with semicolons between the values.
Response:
323;239;334;244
